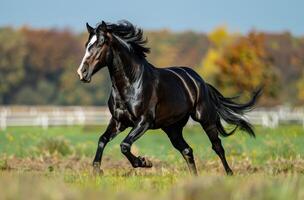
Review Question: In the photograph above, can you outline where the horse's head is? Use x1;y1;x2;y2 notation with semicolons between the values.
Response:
77;20;150;82
77;21;111;83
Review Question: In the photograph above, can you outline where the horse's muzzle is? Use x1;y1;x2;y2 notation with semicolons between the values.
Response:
77;65;91;83
80;77;91;83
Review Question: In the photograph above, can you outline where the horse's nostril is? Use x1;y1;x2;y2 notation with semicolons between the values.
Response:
83;71;88;77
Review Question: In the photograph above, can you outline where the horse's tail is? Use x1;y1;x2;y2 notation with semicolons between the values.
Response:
205;83;262;137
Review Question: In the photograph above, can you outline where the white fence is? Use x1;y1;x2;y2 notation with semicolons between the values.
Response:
0;106;304;130
0;106;111;130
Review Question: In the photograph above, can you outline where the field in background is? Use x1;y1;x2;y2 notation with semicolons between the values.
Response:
0;125;304;200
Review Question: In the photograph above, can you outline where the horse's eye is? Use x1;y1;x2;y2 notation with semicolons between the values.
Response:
99;36;104;43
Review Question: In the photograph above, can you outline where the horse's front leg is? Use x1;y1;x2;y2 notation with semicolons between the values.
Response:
120;118;152;168
92;118;125;175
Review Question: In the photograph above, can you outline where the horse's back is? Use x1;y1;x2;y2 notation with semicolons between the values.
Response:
158;66;204;101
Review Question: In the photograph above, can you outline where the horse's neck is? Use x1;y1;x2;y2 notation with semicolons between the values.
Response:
108;50;145;96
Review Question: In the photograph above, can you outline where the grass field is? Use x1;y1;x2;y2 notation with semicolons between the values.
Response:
0;125;304;200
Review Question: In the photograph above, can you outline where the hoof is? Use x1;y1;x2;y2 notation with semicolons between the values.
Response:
138;156;153;168
92;163;104;176
191;170;198;176
226;170;234;176
93;167;104;176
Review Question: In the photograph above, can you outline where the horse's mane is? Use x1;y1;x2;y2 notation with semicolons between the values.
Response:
97;20;150;58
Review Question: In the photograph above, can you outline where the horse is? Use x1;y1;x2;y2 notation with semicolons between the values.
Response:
77;20;261;176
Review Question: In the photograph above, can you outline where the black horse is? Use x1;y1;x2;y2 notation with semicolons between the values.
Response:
77;20;261;175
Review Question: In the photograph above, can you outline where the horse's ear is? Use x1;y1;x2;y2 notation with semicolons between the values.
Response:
97;21;107;33
86;22;94;34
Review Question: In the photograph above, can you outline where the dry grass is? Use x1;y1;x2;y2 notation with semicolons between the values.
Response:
1;154;304;175
0;125;304;200
1;155;304;200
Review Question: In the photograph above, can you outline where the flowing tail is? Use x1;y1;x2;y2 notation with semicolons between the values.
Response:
205;84;262;137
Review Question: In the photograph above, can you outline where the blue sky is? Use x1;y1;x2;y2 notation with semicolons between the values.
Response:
1;0;303;35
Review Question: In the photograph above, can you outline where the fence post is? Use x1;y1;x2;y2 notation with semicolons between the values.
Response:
0;111;7;130
261;114;269;127
271;113;279;128
77;109;85;125
41;115;49;130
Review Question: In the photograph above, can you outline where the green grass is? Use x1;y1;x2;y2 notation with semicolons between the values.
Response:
0;125;304;200
1;125;303;161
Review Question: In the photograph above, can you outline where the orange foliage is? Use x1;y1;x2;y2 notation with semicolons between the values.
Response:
214;32;281;103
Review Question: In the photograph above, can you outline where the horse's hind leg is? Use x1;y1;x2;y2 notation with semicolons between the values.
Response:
162;124;198;176
191;92;233;175
201;122;233;175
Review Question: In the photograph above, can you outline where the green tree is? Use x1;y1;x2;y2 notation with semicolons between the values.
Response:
297;71;304;103
0;27;27;103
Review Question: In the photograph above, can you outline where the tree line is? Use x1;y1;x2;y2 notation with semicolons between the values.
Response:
0;26;303;106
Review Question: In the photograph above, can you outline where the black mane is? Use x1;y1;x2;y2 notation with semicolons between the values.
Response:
98;20;150;58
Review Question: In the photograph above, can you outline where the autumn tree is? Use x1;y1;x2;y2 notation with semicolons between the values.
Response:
146;30;209;68
198;26;237;85
215;32;281;104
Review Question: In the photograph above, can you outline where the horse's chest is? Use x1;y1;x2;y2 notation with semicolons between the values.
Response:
110;84;148;125
114;109;134;126
111;96;140;125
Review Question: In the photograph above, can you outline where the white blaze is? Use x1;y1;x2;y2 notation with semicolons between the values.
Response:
77;35;97;79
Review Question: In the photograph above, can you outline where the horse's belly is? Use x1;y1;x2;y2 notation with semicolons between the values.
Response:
153;96;192;128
